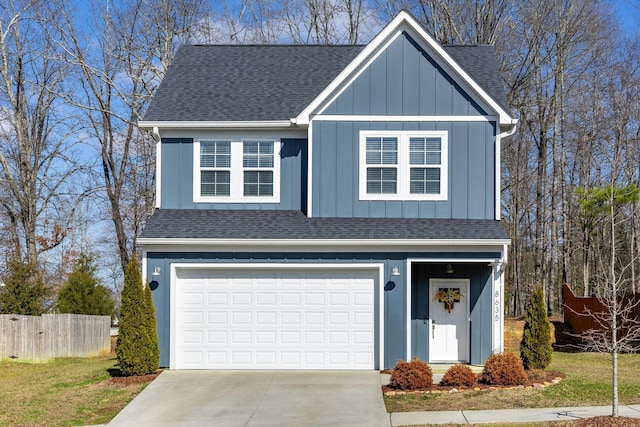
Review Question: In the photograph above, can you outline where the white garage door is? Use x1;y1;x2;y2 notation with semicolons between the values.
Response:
174;267;377;369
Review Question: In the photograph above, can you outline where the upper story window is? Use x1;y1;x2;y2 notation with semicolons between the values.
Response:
194;139;280;203
359;130;448;201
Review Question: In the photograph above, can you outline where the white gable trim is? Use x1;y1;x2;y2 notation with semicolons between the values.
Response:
295;11;516;129
313;115;497;122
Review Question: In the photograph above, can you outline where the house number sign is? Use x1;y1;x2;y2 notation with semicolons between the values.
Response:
494;290;500;321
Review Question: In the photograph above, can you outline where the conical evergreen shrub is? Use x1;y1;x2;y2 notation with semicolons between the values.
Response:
520;287;553;370
143;281;160;368
116;257;159;376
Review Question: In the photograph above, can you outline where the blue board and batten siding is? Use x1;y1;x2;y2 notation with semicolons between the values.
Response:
321;32;487;116
146;252;498;368
311;30;497;219
311;120;496;219
160;138;307;211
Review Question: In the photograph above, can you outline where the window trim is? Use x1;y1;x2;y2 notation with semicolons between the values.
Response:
193;139;281;203
359;130;448;201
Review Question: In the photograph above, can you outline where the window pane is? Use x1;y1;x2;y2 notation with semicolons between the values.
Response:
425;152;441;165
201;170;230;196
244;141;274;168
244;171;273;196
366;137;397;165
382;151;397;165
425;138;441;151
366;151;381;164
366;138;381;151
243;142;259;154
201;141;230;168
410;167;440;194
410;137;441;166
409;151;425;165
366;167;396;194
409;138;425;151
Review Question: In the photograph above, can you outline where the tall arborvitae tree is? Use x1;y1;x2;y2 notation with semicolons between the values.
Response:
57;253;115;319
143;282;160;368
0;260;48;315
520;287;553;370
116;257;158;376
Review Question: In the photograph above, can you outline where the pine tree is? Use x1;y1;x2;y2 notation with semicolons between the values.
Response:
57;253;115;319
520;287;553;370
116;257;158;376
0;260;48;315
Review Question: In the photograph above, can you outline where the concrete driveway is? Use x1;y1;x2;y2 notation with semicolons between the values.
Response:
108;370;390;427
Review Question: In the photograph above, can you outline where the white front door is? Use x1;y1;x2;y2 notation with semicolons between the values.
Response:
429;279;469;363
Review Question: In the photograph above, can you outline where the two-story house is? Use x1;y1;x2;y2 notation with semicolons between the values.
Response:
137;11;516;370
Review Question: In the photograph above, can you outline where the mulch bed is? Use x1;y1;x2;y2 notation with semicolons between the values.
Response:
573;416;640;426
382;369;565;394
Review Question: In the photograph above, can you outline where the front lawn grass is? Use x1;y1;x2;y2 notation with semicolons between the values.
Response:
385;322;640;414
0;354;152;427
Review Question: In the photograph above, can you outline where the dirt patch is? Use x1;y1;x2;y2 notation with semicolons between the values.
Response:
108;371;161;386
573;416;640;426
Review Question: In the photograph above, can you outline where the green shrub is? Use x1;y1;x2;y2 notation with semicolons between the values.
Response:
479;352;528;386
520;287;553;370
389;358;433;390
440;364;477;387
143;281;160;368
0;260;48;315
116;257;159;376
57;253;115;320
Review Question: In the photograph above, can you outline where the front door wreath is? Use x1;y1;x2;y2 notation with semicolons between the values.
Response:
434;288;462;313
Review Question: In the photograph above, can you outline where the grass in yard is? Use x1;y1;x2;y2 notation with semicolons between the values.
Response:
385;317;640;413
0;354;153;427
384;351;640;412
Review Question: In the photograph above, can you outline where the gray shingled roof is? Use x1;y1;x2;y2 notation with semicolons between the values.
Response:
143;42;510;122
445;45;510;112
139;210;508;241
144;45;364;122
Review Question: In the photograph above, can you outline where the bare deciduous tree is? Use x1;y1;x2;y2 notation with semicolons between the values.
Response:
57;0;209;274
573;184;640;417
0;0;83;267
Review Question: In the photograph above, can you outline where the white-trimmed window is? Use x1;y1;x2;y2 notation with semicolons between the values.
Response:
359;130;448;200
194;139;280;203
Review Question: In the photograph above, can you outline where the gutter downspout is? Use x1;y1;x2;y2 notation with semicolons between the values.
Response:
495;120;518;220
152;126;162;209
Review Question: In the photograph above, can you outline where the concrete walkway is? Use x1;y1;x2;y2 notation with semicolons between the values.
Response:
391;405;640;426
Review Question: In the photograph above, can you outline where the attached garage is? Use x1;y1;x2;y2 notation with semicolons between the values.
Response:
170;264;383;370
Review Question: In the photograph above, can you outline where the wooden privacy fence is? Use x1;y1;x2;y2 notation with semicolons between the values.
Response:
563;284;640;335
0;313;110;362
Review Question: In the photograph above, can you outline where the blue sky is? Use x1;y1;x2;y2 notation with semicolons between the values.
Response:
613;0;639;35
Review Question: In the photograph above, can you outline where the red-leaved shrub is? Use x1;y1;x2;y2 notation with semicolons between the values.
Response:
440;364;477;387
389;358;433;390
479;352;528;386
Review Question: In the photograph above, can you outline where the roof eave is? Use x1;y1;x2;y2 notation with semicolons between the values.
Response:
138;238;511;246
138;120;300;130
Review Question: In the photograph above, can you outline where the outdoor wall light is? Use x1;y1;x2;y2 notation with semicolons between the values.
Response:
390;266;401;276
152;266;161;276
445;264;455;274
